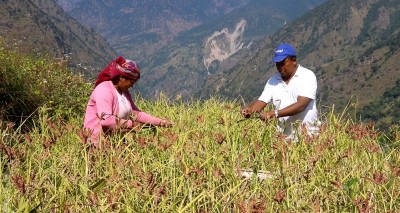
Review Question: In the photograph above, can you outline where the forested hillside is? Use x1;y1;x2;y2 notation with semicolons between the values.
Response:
0;0;116;77
135;0;327;101
200;0;399;129
57;0;251;61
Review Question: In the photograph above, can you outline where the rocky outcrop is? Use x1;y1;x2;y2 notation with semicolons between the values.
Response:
203;19;248;72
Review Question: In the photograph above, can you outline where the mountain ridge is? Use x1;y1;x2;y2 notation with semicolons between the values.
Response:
200;0;399;128
58;0;252;61
0;0;116;77
3;0;398;128
134;0;327;100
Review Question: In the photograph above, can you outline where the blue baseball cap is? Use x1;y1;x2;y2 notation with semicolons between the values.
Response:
272;43;296;62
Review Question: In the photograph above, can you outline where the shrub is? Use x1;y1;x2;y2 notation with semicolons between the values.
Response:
0;47;92;124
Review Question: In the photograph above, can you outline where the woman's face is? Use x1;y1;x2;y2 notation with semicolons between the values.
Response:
118;76;137;91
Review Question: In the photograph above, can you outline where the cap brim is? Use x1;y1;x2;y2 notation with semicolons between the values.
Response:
272;55;288;63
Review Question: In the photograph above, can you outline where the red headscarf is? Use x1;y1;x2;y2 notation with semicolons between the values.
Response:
95;56;140;87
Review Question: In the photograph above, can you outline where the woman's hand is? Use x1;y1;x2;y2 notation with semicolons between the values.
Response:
159;119;174;127
132;122;144;132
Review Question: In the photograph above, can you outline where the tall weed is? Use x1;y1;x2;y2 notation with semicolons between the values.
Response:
0;47;91;124
0;96;398;212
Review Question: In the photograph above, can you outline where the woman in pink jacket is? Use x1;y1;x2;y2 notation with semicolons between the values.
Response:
83;56;173;147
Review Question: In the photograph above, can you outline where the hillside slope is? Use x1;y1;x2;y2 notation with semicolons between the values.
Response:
57;0;251;61
201;0;400;128
135;0;327;100
0;0;116;77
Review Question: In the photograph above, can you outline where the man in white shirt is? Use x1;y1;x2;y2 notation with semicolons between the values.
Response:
240;43;319;139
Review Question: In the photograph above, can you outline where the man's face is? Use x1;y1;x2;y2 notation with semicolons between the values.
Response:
275;57;297;79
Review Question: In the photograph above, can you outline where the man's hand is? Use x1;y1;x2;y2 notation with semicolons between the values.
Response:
260;111;275;121
240;107;252;118
240;101;267;119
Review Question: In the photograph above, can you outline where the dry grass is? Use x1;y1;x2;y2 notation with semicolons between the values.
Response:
0;97;399;212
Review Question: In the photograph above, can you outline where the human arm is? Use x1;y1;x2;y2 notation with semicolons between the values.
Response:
128;97;173;127
92;83;136;130
241;76;276;118
94;87;127;128
260;67;317;121
260;96;312;120
240;100;268;118
134;111;173;127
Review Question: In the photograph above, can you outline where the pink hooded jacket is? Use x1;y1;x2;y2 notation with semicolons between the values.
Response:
83;80;162;146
